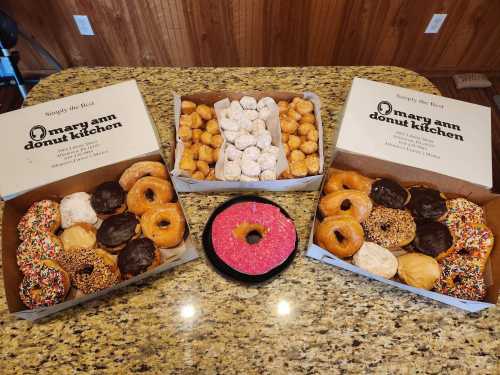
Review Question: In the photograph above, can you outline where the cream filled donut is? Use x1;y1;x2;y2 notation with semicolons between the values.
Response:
60;192;98;229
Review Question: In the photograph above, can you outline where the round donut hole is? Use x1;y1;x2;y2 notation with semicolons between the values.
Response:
340;199;352;211
78;265;94;275
380;223;390;232
334;230;345;243
145;188;155;201
245;230;263;245
157;219;171;228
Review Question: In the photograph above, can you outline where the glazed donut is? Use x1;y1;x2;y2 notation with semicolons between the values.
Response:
362;206;416;248
315;215;364;258
434;254;486;300
370;178;410;209
96;212;141;253
118;238;161;279
407;186;447;221
413;221;453;258
119;161;167;191
19;259;70;309
17;231;64;276
452;223;494;271
127;176;174;215
140;203;186;248
60;223;97;252
91;181;126;217
319;190;372;222
324;170;372;195
17;200;61;241
59;248;120;294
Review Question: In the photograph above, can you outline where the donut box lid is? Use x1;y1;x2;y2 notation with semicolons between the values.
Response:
0;80;161;200
336;78;492;189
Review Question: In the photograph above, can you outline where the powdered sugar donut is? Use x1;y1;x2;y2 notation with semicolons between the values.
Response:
240;96;257;110
60;192;98;229
260;169;276;181
244;109;259;121
224;160;241;181
241;159;261;177
235;134;257;150
242;146;261;161
226;144;243;161
240;175;259;182
251;119;266;134
256;131;272;149
258;152;276;171
224;130;239;143
257;97;276;111
220;118;239;131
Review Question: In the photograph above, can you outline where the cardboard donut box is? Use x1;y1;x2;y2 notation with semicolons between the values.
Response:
171;91;325;192
307;78;499;312
0;81;198;320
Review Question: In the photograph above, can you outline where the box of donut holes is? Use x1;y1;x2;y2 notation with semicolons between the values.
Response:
0;81;198;320
307;78;499;312
171;91;324;192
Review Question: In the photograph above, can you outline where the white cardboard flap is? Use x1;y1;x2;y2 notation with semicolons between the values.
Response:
0;80;160;200
336;78;492;189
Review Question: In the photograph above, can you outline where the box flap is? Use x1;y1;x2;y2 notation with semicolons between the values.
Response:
336;78;492;188
0;80;160;200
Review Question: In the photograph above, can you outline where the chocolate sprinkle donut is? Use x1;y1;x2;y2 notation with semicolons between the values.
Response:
97;212;139;247
407;186;446;221
370;178;409;209
118;238;157;276
413;221;452;257
91;181;125;214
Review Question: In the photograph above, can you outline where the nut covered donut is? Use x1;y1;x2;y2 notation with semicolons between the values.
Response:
17;200;61;241
141;203;186;248
119;161;168;191
19;259;70;309
315;215;364;258
324;170;373;195
127;176;174;215
319;190;372;222
211;201;296;275
362;207;416;248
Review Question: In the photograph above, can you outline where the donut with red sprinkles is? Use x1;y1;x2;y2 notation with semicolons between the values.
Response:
19;260;70;309
443;198;485;237
434;255;486;301
17;200;61;241
453;223;494;271
17;231;64;276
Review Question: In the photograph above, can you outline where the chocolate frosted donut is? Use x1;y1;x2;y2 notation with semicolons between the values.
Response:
91;181;125;215
407;186;446;221
118;238;160;277
413;221;452;257
370;178;409;209
97;212;140;252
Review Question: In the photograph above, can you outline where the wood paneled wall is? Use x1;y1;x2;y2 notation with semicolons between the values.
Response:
3;0;500;75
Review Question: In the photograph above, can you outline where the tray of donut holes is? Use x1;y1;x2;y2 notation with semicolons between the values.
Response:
170;91;324;192
2;154;198;321
307;150;500;312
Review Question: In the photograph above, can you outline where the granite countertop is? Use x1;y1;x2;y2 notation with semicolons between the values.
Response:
1;67;498;374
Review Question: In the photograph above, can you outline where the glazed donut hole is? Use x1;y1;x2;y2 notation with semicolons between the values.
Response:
300;140;318;154
191;171;205;180
290;149;306;162
190;112;203;129
290;160;308;177
196;104;213;121
206;119;220;135
196;160;210;176
305;154;320;175
179;114;192;128
200;131;213;145
298;123;315;136
283;143;290;157
211;134;224;148
190;143;201;160
307;129;319;142
178;125;192;142
213;147;220;162
198;144;214;163
180;156;196;173
181;100;196;115
280;118;299;134
281;132;289;143
287;108;302;122
278;100;289;113
192;128;203;143
288;135;301;150
300;112;316;124
296;99;314;115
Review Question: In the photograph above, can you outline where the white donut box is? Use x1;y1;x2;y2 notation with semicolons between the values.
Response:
306;78;499;312
171;91;325;192
0;81;199;321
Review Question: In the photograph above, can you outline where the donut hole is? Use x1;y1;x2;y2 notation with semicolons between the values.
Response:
245;230;263;245
380;223;390;232
334;230;345;243
144;188;155;201
340;199;352;211
78;265;94;275
157;219;171;229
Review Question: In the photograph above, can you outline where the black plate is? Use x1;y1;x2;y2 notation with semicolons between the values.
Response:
202;195;298;284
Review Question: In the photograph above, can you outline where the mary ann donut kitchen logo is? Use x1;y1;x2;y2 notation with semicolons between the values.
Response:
24;113;122;150
369;100;464;142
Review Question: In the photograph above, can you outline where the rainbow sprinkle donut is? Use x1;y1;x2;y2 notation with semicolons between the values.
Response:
17;231;64;276
17;200;61;241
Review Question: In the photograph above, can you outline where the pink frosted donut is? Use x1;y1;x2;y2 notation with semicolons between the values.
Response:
211;202;296;275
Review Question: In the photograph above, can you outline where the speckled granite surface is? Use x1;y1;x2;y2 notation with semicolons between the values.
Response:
1;67;498;374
